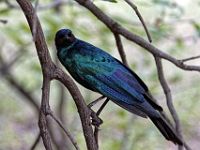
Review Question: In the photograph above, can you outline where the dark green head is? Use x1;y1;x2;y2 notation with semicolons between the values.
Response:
55;29;76;50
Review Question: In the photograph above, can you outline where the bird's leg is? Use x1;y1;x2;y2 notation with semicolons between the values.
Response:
96;98;109;116
88;97;110;148
89;98;110;126
88;96;109;126
87;95;105;126
88;95;105;108
93;98;109;148
90;110;103;126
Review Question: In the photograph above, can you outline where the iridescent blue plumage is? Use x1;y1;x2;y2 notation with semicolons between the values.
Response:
55;29;182;145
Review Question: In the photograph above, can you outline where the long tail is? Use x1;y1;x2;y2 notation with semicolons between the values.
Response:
150;116;183;145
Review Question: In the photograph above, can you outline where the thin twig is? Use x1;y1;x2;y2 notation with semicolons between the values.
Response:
154;56;192;150
180;55;200;63
30;133;41;150
54;52;72;150
48;112;80;150
124;0;152;42
75;0;200;72
113;33;128;66
57;84;66;123
47;121;64;150
53;67;98;150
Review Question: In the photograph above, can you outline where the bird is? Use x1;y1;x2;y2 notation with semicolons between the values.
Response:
55;28;183;145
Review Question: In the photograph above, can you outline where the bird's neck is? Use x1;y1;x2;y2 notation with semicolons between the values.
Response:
57;39;78;58
65;39;78;51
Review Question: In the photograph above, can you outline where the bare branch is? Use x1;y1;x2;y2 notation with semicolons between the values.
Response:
53;54;72;150
14;0;197;149
113;33;128;66
75;0;200;72
124;0;152;42
16;0;98;149
154;56;192;150
38;77;53;150
180;55;200;63
30;133;41;150
154;57;181;127
53;67;98;150
48;112;80;150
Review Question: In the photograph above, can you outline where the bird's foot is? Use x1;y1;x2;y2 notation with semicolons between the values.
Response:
90;109;103;127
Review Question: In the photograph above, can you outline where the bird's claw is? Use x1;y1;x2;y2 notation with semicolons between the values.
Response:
91;117;103;126
90;111;103;127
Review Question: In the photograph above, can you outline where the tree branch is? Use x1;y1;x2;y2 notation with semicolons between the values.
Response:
180;55;200;63
75;0;200;72
154;56;192;150
30;132;41;150
48;112;80;150
124;0;152;42
53;67;98;150
113;33;128;66
14;0;197;149
16;0;98;149
38;76;53;150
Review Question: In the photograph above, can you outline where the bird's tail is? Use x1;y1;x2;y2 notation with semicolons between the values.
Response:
150;116;183;145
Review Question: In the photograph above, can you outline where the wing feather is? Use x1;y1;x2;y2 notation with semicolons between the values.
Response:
75;44;162;112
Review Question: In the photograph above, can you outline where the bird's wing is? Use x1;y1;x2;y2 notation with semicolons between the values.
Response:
77;45;148;93
115;60;163;111
82;73;148;118
76;48;146;104
75;43;162;111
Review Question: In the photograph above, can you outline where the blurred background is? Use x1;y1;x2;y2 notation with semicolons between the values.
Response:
0;0;200;150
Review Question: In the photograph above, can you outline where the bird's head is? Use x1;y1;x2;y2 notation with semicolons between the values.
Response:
55;29;76;50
